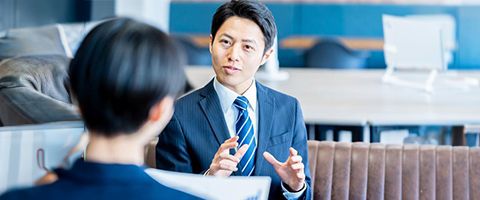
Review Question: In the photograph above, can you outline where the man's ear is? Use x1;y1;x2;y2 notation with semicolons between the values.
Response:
260;48;274;66
148;97;174;122
209;34;213;54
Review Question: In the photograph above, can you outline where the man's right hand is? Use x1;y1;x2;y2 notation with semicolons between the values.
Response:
207;136;249;177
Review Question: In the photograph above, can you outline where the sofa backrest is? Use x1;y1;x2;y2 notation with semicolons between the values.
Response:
307;140;480;199
0;55;80;126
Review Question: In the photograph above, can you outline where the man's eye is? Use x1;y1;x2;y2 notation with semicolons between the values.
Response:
220;39;231;45
244;45;254;51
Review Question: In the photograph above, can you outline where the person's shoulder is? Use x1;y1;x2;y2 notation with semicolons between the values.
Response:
173;88;204;117
0;184;58;200
176;87;204;105
0;189;24;200
173;82;214;115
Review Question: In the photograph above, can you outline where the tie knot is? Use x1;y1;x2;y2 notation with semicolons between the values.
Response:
234;96;249;111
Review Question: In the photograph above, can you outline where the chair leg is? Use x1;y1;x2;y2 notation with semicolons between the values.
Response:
452;126;465;146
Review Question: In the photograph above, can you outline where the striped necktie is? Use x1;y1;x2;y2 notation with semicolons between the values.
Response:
234;96;257;176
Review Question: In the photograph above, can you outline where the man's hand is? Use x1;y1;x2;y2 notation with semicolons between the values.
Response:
207;136;249;177
263;147;305;192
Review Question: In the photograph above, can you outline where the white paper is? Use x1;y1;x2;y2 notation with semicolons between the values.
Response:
146;168;271;200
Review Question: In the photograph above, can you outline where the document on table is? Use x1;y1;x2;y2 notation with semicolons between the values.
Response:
146;168;271;200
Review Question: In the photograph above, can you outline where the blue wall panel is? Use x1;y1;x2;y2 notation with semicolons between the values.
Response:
298;4;345;36
170;2;480;69
457;6;480;69
170;2;220;34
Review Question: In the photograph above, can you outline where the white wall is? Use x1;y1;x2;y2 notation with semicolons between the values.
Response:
115;0;170;32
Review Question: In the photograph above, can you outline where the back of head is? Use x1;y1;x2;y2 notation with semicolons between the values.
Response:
210;0;277;53
69;18;186;137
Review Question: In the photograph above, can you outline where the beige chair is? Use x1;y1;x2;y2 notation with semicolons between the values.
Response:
308;140;480;200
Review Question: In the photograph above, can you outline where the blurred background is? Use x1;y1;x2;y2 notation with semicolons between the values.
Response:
4;0;480;69
2;0;480;146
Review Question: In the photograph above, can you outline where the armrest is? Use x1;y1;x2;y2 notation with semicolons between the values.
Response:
0;86;80;126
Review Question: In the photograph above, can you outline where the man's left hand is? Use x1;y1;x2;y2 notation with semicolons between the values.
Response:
263;147;305;192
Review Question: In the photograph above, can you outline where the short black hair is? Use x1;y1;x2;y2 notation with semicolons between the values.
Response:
69;18;186;136
210;0;277;53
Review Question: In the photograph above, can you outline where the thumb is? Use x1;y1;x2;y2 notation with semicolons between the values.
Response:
263;151;281;168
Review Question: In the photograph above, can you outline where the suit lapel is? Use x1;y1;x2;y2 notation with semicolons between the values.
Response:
254;82;275;175
199;80;231;146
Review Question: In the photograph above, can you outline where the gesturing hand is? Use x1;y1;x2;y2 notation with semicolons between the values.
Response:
263;147;305;192
207;136;249;177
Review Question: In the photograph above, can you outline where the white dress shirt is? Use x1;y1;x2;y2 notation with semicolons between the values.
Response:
213;78;258;141
213;77;305;200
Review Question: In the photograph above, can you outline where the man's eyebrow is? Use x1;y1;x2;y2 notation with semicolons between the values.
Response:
241;39;257;45
219;33;233;40
219;33;257;45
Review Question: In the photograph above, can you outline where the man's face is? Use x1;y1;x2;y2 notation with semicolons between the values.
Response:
210;16;272;93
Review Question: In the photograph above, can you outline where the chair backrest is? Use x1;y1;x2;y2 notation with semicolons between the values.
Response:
307;140;480;200
304;39;369;69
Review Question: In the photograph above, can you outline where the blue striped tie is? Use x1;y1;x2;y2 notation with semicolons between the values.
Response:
234;96;256;176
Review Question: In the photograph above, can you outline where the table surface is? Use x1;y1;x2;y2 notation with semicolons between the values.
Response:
186;67;480;126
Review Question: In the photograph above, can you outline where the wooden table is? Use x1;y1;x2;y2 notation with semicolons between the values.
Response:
189;35;384;50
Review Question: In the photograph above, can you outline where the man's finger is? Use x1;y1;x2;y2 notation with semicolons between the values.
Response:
225;136;239;143
234;144;249;159
219;153;240;163
291;162;304;170
263;151;281;168
290;155;302;163
218;141;238;154
297;172;306;179
289;147;298;156
218;136;239;153
219;159;238;171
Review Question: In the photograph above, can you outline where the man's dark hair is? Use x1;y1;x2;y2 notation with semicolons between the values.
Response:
210;0;277;53
69;18;186;136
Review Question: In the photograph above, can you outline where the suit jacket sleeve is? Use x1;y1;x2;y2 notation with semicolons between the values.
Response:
156;113;193;173
292;99;312;200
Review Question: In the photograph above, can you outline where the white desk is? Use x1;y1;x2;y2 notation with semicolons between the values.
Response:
186;67;480;127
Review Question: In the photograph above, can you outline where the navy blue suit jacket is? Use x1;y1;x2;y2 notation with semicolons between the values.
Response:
156;80;312;200
0;159;199;200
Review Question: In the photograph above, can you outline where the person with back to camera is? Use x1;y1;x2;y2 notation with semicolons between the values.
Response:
0;18;201;200
156;1;312;199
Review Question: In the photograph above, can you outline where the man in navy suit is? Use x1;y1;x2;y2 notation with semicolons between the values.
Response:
156;1;311;199
0;18;199;200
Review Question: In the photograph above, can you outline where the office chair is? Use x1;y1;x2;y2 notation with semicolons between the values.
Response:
304;39;369;69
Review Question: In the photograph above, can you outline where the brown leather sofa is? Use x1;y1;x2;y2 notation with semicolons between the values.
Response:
148;140;480;199
308;140;480;200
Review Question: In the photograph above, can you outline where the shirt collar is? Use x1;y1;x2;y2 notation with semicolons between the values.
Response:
213;77;257;114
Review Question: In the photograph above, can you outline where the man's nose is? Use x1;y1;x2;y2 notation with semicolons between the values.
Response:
227;45;241;62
